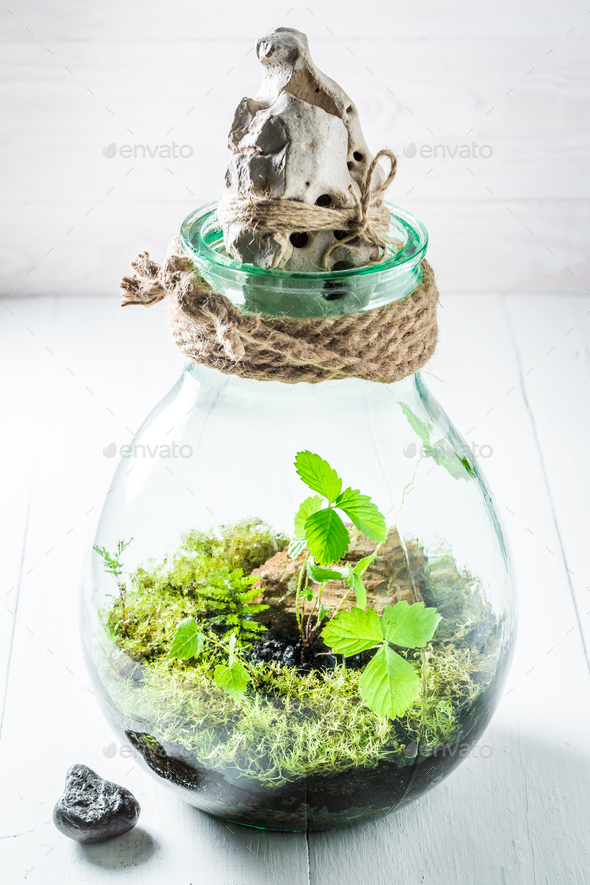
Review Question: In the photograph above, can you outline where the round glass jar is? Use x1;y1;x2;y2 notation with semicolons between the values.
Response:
82;203;516;832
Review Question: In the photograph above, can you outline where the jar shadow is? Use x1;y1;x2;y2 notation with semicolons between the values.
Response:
196;724;590;883
305;724;590;884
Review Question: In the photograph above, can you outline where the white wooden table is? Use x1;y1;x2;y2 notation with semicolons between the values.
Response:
1;291;590;883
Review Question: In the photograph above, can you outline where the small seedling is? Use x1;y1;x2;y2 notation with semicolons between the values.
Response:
290;451;386;640
94;539;133;636
293;451;441;719
168;618;254;700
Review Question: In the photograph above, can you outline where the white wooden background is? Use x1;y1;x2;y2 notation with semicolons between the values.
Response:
1;0;589;297
2;2;590;883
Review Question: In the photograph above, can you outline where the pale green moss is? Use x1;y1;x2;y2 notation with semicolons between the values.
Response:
101;521;500;787
105;518;287;657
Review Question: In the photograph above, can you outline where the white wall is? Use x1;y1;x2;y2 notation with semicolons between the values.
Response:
1;0;588;297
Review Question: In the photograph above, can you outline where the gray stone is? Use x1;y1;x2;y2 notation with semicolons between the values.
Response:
222;27;386;272
53;764;140;844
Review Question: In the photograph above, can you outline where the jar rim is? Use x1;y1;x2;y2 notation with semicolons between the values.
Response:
180;201;428;282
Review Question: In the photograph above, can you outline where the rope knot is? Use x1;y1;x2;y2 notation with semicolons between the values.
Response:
120;250;166;307
218;147;398;270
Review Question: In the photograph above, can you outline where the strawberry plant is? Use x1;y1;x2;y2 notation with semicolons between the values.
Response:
291;451;441;719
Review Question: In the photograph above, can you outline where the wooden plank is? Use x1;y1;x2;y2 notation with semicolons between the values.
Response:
0;0;585;40
3;294;590;883
308;295;590;883
0;296;310;884
1;38;588;204
2;199;588;300
0;297;58;727
504;294;590;657
3;294;590;880
1;33;589;297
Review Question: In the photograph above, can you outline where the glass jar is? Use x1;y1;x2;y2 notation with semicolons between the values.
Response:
82;203;516;832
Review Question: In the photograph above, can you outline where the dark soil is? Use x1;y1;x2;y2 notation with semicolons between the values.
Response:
249;628;374;673
124;678;500;832
250;632;335;672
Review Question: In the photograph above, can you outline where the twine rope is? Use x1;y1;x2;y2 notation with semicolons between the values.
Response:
217;148;398;269
120;237;439;385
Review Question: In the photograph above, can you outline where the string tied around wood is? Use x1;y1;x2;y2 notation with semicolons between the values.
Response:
217;148;398;270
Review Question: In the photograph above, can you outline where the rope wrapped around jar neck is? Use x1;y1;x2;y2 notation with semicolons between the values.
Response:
119;236;439;385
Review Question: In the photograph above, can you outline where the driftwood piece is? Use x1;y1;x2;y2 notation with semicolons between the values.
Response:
252;528;425;634
222;27;385;272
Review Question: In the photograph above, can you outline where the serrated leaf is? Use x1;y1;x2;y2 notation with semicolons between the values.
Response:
168;617;205;661
214;659;250;701
288;539;307;560
304;508;350;565
294;495;323;539
380;601;441;649
400;403;431;446
307;559;343;583
335;487;387;543
294;451;343;503
359;644;420;719
321;606;383;655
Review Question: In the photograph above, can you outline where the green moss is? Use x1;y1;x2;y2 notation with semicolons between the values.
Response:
422;552;499;654
105;519;288;658
100;521;500;787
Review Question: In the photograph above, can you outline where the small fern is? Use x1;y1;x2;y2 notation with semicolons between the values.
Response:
94;538;133;636
195;567;268;639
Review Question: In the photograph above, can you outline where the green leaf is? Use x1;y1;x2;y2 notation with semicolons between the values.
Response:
307;559;343;583
380;601;441;649
168;617;205;660
214;659;250;701
349;571;367;610
317;602;330;623
295;451;342;503
294;495;323;539
458;455;477;478
304;508;350;565
359;644;420;719
335;487;387;543
354;554;376;576
288;539;306;560
321;606;383;655
425;442;474;481
400;403;431;446
343;565;367;610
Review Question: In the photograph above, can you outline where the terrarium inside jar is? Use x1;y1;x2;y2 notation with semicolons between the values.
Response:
82;27;515;833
